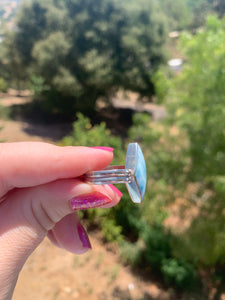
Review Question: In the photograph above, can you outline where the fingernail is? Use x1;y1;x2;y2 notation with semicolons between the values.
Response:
91;146;114;152
108;184;123;197
70;192;112;210
77;223;92;249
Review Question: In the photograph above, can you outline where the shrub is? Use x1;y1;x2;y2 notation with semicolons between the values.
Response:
63;112;123;161
120;240;143;266
0;77;8;92
161;258;197;290
29;75;49;98
101;219;123;243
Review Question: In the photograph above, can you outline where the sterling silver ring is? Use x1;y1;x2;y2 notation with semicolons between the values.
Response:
84;143;147;203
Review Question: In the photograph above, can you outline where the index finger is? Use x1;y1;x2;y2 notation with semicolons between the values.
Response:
0;142;113;197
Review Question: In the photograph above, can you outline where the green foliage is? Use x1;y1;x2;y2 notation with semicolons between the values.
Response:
63;113;123;160
120;18;225;285
186;0;225;27
141;224;197;290
0;77;7;92
0;33;27;90
159;0;192;31
152;69;172;104
120;240;143;266
212;176;225;196
177;214;225;266
129;112;188;188
29;75;49;98
161;258;197;289
141;224;172;268
101;219;123;243
0;102;10;120
186;0;212;28
121;222;197;290
171;16;225;181
161;15;225;270
7;0;167;115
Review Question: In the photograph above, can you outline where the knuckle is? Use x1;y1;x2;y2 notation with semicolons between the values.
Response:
30;200;56;232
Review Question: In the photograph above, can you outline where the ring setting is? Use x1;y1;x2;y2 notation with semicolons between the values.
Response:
84;143;147;203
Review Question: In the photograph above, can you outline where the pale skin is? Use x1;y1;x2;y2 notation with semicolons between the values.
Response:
0;142;122;300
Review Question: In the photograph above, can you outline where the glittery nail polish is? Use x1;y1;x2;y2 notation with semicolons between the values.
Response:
77;223;92;249
70;192;112;211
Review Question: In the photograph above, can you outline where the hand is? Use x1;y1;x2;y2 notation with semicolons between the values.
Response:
0;142;122;300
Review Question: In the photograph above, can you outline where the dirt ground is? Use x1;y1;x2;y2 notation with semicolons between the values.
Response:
14;234;170;300
0;91;171;300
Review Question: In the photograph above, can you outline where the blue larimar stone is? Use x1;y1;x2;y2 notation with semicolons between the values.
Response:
135;145;147;200
126;143;147;203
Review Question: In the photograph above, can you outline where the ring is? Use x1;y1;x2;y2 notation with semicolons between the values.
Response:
84;143;147;203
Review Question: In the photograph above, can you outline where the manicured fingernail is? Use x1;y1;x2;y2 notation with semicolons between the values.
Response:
91;146;114;152
77;223;92;249
108;184;123;197
70;192;112;210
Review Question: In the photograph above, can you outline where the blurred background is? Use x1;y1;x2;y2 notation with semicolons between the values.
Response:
0;0;225;299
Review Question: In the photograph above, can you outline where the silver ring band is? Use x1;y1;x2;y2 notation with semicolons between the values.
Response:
83;143;146;203
84;165;134;184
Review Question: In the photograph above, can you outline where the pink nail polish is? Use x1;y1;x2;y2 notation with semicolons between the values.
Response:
91;146;114;152
108;184;123;197
70;192;112;210
77;223;92;249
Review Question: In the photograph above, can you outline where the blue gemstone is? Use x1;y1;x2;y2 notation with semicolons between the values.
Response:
126;143;147;203
135;145;147;200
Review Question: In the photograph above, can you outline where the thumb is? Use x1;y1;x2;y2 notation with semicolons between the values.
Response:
0;179;120;299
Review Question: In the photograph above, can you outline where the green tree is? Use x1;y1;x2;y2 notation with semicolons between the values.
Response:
172;16;225;180
167;16;225;270
10;0;167;115
186;0;225;28
159;0;192;31
0;33;26;91
142;15;225;291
